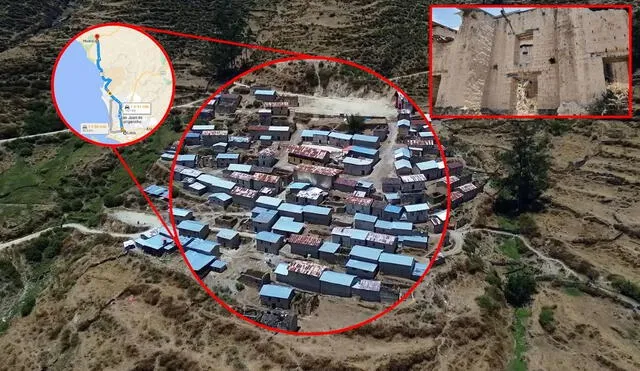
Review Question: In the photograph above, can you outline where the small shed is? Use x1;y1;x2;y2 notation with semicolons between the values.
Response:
351;279;381;302
172;207;194;222
277;203;304;222
272;216;305;236
252;209;279;232
216;153;240;168
343;157;374;176
256;195;283;210
210;260;228;273
185;250;216;276
318;242;340;263
354;213;377;230
176;154;197;168
177;220;210;239
188;238;220;256
208;193;232;208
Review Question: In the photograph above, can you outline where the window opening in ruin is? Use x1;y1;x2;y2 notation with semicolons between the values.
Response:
514;31;534;67
510;75;538;115
602;57;629;85
432;75;442;107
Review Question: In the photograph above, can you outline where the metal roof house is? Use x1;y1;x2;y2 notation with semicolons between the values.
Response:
217;229;240;249
274;262;290;283
256;231;285;254
394;159;413;175
394;147;411;161
415;160;442;180
403;203;430;223
272;216;305;236
345;259;379;279
344;195;374;215
288;234;323;258
318;241;340;263
252;209;279;232
260;284;295;309
352;134;381;149
177;220;210;239
382;204;404;221
351;279;381;302
302;205;332;225
400;235;429;249
328;132;353;148
277;203;304;222
254;89;278;101
294;187;326;206
349;245;383;264
197;174;236;193
186;182;207;196
365;231;398;252
215;153;240;168
286;260;328;292
411;262;428;281
226;163;253;174
382;177;402;193
294;164;342;189
185;250;216;276
348;145;379;160
354;213;377;230
343;156;374;176
255;195;283;210
378;253;415;279
208;192;232;208
134;235;172;256
187;238;220;256
319;271;357;297
172;207;194;222
400;174;427;192
210;259;227;273
176;154;197;168
230;186;259;208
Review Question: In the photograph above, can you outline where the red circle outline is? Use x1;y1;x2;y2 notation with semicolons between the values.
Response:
168;55;452;336
50;22;177;148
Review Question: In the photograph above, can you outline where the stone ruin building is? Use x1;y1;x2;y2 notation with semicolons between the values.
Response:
432;7;630;115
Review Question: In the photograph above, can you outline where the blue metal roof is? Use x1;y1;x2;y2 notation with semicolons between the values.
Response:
185;250;215;271
161;153;175;160
400;235;428;244
394;159;412;169
144;185;168;196
211;260;227;270
177;154;196;162
375;220;393;229
393;221;413;231
252;206;269;217
287;182;311;190
418;131;434;138
278;203;303;214
384;204;403;214
354;213;377;223
357;180;374;188
260;284;294;299
318;241;340;253
352;134;380;143
349;146;378;156
136;234;171;250
378;252;415;266
227;164;252;173
216;153;239;160
256;231;284;243
412;262;427;277
349;245;383;261
229;136;250;142
255;89;276;96
349;229;369;241
416;160;438;171
384;193;400;201
274;262;289;276
217;229;238;240
343;157;373;166
272;217;305;234
177;220;208;232
186;132;201;138
253;209;279;224
256;196;282;208
405;203;430;212
259;135;272;140
172;207;192;217
197;174;236;190
303;205;331;215
301;129;330;138
394;147;411;158
319;271;357;286
346;259;378;272
210;192;232;201
328;132;353;140
397;119;410;127
188;238;219;255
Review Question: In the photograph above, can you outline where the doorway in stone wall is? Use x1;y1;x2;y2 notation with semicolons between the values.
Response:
509;74;538;114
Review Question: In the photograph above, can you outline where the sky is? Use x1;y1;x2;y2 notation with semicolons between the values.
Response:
432;8;533;30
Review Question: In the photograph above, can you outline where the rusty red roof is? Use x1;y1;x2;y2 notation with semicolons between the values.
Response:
296;164;342;177
345;195;374;206
253;172;280;184
288;234;323;247
288;145;329;161
287;260;327;277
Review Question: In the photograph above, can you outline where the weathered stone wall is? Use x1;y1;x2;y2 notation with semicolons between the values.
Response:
433;8;629;114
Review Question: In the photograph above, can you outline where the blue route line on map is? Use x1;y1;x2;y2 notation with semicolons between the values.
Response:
95;39;125;133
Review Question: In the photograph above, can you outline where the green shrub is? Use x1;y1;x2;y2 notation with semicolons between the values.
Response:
465;254;484;274
517;214;539;237
476;294;500;312
505;270;537;307
610;276;640;302
20;295;36;317
538;306;556;333
235;282;245;291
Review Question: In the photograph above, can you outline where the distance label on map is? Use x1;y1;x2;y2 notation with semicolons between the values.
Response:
51;23;175;146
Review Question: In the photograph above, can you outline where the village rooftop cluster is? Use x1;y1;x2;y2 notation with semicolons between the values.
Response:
129;80;481;331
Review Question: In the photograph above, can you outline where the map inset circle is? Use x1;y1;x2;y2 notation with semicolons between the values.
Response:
52;24;175;147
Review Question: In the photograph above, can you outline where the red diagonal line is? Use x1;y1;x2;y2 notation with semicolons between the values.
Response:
111;148;176;240
138;25;314;58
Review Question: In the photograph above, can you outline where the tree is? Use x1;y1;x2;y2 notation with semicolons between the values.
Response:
346;114;364;134
504;270;537;307
494;122;551;213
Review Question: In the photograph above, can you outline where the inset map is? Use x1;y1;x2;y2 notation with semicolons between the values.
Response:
52;24;174;145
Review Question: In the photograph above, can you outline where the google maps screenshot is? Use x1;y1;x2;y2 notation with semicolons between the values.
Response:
0;1;637;370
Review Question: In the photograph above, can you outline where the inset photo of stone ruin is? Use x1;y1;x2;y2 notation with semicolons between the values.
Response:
429;4;632;118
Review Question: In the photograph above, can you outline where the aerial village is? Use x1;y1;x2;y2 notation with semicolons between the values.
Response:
130;80;481;331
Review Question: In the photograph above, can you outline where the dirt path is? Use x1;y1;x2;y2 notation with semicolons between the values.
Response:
363;118;398;191
388;71;427;81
